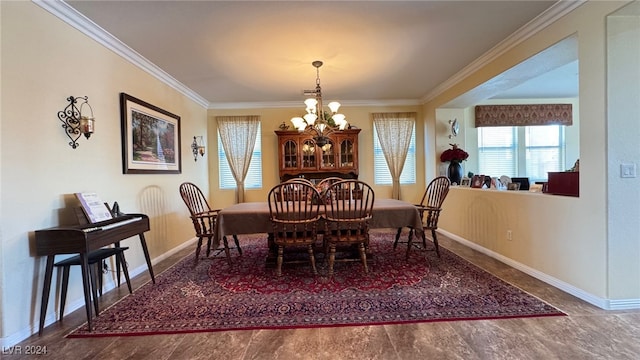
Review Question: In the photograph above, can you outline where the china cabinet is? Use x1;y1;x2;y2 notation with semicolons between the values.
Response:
275;129;360;182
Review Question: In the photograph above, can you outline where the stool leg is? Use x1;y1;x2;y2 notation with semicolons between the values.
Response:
117;252;133;294
115;254;122;288
59;266;71;320
89;264;100;316
98;261;104;297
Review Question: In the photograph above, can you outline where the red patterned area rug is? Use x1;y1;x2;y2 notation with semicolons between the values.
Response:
68;230;564;338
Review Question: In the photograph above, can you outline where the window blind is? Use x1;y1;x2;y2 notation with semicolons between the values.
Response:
373;123;416;185
218;123;262;189
478;125;565;181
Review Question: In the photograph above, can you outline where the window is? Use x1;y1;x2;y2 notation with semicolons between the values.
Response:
218;123;262;189
373;123;416;185
478;125;565;181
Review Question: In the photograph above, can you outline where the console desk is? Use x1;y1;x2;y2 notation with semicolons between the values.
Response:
35;214;155;334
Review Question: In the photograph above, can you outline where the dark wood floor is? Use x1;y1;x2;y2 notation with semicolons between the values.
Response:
8;232;640;359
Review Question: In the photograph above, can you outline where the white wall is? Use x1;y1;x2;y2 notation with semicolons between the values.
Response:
606;3;640;300
1;2;207;345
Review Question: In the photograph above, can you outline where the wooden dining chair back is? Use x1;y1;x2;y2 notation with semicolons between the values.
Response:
315;177;342;203
179;182;241;265
267;182;322;277
394;176;450;259
284;177;315;186
316;176;343;190
323;180;375;277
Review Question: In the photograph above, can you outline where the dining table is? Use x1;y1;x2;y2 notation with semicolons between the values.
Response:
213;198;423;254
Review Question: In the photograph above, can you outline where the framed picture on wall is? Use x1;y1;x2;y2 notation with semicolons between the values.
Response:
120;93;182;174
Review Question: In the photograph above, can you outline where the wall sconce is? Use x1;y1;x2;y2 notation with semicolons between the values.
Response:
58;96;95;149
191;136;205;161
448;118;459;139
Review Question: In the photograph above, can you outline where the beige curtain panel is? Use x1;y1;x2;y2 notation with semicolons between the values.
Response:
217;115;260;203
372;112;416;200
475;104;572;127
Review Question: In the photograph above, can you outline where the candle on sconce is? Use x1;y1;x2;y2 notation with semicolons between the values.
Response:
79;116;95;138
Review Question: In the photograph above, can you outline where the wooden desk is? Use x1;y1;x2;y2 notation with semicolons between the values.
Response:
547;171;579;197
35;214;155;334
214;199;423;245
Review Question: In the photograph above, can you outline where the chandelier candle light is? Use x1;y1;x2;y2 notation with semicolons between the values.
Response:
291;61;348;147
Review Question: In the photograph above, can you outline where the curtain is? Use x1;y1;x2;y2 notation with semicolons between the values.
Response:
475;104;572;127
372;112;416;199
217;115;260;203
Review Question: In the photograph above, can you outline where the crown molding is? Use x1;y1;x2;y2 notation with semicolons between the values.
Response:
34;0;585;111
421;0;587;104
33;0;210;109
209;99;422;110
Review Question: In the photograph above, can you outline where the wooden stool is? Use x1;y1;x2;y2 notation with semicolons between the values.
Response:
54;247;132;320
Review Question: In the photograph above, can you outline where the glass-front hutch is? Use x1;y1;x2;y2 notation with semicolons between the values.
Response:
275;129;360;182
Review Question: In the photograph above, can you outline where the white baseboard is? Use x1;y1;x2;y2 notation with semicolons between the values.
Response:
438;229;640;311
1;237;198;348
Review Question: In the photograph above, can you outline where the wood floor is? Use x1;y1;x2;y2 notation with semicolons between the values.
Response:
8;233;640;359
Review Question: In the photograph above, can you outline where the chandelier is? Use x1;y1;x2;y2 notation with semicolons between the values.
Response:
290;60;348;147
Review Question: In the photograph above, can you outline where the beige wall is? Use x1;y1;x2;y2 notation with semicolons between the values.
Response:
2;0;637;347
207;105;426;207
1;2;206;341
428;1;634;306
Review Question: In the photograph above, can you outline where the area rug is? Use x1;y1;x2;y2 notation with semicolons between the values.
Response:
68;230;564;337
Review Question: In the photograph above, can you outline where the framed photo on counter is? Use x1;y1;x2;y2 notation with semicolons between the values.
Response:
471;175;484;188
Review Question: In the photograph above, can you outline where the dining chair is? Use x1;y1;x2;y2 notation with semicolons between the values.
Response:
315;177;343;203
316;176;343;189
179;182;241;265
55;246;132;320
267;182;322;277
284;177;315;186
395;176;450;259
323;180;375;277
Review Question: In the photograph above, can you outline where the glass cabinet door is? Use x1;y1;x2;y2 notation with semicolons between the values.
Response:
340;139;354;168
283;139;298;169
301;139;316;168
320;140;336;170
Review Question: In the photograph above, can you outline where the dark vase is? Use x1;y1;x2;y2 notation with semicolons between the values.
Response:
447;161;463;185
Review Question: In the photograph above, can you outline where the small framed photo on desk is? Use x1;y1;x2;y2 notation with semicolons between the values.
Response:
507;182;521;191
460;177;471;187
471;175;484;188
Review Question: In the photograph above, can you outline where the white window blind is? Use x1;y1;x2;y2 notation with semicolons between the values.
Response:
218;123;262;189
478;127;517;177
525;126;563;180
478;125;565;181
373;124;416;185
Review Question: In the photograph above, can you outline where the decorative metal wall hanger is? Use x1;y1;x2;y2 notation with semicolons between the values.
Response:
58;95;95;149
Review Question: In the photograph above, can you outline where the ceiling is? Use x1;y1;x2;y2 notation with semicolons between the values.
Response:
60;0;578;108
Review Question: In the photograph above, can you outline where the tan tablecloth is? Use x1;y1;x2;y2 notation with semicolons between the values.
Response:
214;199;423;242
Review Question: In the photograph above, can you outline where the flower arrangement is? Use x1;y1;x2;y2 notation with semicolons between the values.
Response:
440;143;469;162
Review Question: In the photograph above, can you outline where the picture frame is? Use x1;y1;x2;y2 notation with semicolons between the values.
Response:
471;175;484;188
507;182;521;191
460;177;471;187
120;93;181;174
